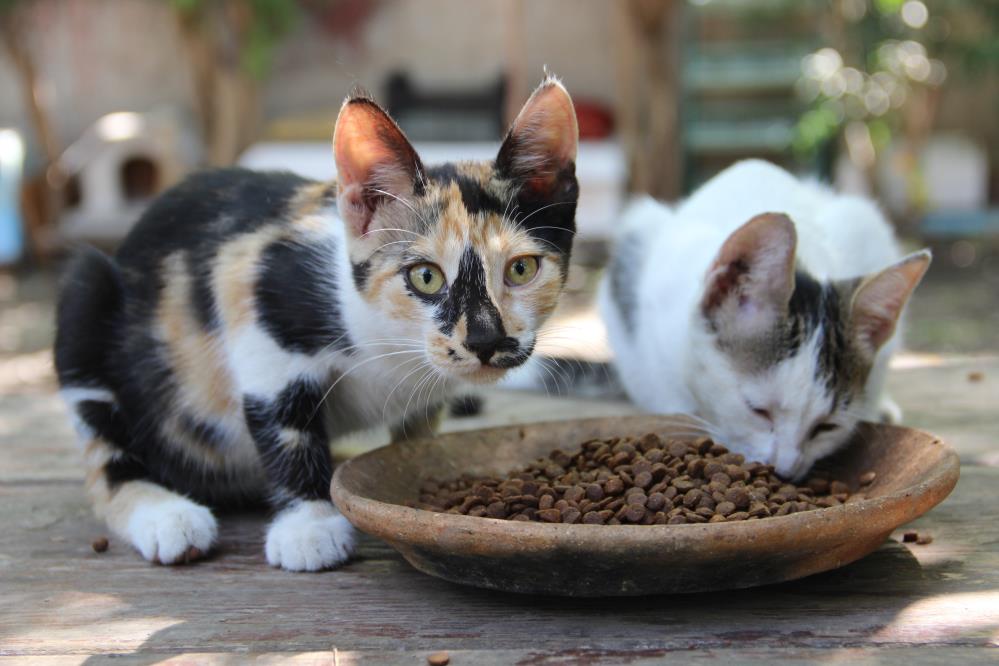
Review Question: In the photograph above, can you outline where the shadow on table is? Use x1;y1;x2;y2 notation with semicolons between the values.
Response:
70;526;996;664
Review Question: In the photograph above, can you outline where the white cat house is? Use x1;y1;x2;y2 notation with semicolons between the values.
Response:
57;109;201;245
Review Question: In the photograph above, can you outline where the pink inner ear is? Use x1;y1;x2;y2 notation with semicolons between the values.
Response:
704;258;750;312
851;252;931;353
332;98;421;237
503;80;579;191
703;213;796;317
334;101;410;189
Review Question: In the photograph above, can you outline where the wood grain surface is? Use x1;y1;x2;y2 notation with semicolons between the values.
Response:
1;356;997;662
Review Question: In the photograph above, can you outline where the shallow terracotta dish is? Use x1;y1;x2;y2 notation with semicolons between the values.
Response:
331;415;959;596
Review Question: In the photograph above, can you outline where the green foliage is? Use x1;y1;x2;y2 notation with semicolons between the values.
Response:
171;0;299;79
793;0;996;161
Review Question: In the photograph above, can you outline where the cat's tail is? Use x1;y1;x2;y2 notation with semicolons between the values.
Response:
54;247;126;443
55;247;123;390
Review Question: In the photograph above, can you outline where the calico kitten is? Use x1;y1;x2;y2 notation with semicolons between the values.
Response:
55;76;579;570
601;160;930;481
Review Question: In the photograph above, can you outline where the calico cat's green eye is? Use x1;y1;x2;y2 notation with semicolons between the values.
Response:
505;255;540;286
408;263;446;295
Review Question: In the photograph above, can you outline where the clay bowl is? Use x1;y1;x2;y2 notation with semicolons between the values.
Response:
331;415;959;596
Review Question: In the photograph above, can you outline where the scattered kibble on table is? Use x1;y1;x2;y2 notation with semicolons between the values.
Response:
427;651;450;666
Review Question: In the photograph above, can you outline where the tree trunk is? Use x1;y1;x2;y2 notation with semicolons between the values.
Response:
173;0;263;167
615;0;683;200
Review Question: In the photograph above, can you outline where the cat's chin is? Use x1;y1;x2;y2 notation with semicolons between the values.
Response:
452;365;510;385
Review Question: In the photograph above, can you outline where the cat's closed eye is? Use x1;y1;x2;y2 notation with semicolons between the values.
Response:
809;421;839;440
749;405;773;423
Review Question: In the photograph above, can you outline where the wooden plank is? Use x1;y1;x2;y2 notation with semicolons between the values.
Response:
1;646;995;665
1;468;996;657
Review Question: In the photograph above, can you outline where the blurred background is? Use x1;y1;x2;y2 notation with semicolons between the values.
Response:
0;0;997;388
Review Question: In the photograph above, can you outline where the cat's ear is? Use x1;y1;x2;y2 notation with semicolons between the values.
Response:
850;250;931;356
496;74;579;200
333;93;424;237
701;213;797;337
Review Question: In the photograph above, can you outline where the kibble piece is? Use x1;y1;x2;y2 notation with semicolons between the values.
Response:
902;531;918;543
585;483;605;502
916;534;933;545
806;477;830;495
633;471;653;489
537;508;561;523
624;504;646;523
672;476;695;492
582;511;605;525
715;501;736;516
91;537;109;553
562;507;582;524
830;480;850;496
725;486;750;509
859;471;877;485
645;492;667;512
604;477;625;496
427;651;450;666
667;441;688;458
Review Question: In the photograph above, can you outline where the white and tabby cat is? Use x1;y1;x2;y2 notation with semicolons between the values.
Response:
55;76;579;570
601;160;930;480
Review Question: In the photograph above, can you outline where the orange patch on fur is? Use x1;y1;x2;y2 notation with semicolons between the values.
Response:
158;253;238;420
214;226;285;330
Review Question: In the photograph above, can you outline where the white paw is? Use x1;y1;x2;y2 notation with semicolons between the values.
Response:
265;500;355;572
126;498;218;564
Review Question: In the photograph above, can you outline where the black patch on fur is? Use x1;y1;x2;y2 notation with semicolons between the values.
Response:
75;399;146;489
435;247;503;338
426;164;504;215
783;270;857;397
187;252;219;329
494;126;579;268
104;453;148;487
497;162;578;274
77;400;131;449
351;260;371;291
54;247;123;388
256;238;350;355
448;394;484;418
244;379;332;501
176;413;232;452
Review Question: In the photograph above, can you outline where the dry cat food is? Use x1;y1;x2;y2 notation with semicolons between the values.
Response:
903;531;933;545
91;536;109;553
409;433;866;525
426;651;451;666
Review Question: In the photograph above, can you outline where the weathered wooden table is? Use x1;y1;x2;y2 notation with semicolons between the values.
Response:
1;354;997;664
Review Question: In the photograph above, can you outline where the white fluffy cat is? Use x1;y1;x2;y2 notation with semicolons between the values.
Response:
600;160;930;480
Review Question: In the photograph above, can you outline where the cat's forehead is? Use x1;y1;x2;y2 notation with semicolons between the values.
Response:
727;271;871;401
424;161;512;219
413;162;539;256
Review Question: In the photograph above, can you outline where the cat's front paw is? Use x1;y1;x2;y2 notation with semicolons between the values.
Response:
265;500;355;572
126;498;218;565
